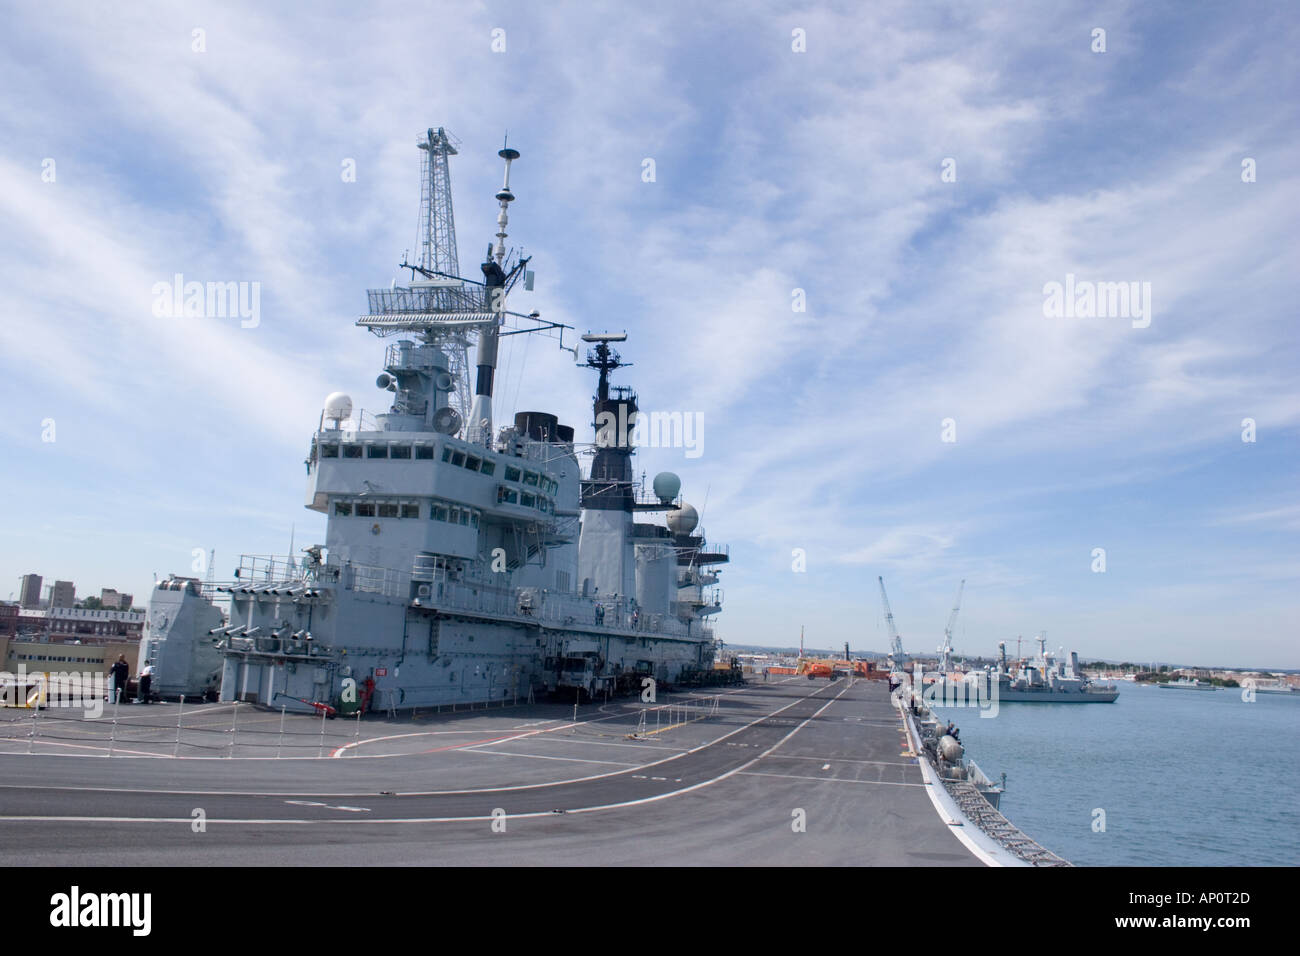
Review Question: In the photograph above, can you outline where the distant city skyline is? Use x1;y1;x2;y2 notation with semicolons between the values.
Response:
2;2;1296;667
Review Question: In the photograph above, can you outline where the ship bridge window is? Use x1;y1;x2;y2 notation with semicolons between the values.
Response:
523;471;539;487
441;447;453;463
451;451;466;467
521;493;536;509
355;502;376;517
343;445;362;459
504;466;521;483
334;501;352;516
432;503;449;522
391;444;412;460
497;487;519;505
367;445;388;459
465;456;481;472
320;444;339;458
470;511;479;527
401;503;420;518
415;445;434;460
378;503;399;518
480;460;496;477
458;509;469;526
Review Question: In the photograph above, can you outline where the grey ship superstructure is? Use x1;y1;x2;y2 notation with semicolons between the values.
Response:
981;635;1119;702
143;129;728;711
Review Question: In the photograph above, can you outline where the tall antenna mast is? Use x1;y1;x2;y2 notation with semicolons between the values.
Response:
467;142;521;446
418;127;459;277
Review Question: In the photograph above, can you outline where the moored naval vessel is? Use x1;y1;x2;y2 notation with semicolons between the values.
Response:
142;128;729;713
979;634;1119;702
1157;677;1216;691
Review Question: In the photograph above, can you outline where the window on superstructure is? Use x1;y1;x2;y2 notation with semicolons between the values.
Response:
504;466;521;483
378;503;399;518
355;502;376;517
465;456;481;472
415;445;433;460
320;444;339;458
521;493;536;509
432;504;449;522
480;460;496;476
367;445;388;459
343;445;362;459
334;502;352;516
442;447;453;462
401;503;420;518
451;451;465;467
470;512;479;528
391;445;412;460
458;510;469;526
523;471;539;487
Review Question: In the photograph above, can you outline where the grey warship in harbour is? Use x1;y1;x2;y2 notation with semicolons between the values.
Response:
141;128;729;712
3;128;1043;870
980;635;1119;703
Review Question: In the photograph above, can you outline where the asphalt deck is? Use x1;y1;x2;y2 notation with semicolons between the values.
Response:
0;675;979;866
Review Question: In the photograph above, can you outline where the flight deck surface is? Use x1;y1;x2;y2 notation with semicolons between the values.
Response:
0;676;979;866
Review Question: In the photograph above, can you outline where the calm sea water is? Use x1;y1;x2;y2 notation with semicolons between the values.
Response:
931;683;1300;866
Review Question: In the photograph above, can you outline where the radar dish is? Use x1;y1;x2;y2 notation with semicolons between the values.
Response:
667;503;698;535
652;472;681;503
324;392;353;425
433;406;463;436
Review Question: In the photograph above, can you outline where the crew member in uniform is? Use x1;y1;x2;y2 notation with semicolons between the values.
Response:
110;655;130;705
138;660;154;704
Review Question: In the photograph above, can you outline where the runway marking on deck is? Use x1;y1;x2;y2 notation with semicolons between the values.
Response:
737;771;925;787
458;748;637;767
0;682;851;815
284;800;371;812
760;754;917;767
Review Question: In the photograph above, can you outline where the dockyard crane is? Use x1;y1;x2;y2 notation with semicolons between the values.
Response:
878;576;907;666
937;579;965;673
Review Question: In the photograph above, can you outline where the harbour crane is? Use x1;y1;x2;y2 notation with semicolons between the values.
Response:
878;576;906;667
937;579;965;673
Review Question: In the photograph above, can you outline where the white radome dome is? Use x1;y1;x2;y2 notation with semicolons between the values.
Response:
324;392;353;422
667;503;698;535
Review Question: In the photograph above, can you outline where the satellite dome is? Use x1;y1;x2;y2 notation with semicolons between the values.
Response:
324;392;353;424
667;503;698;535
652;472;681;504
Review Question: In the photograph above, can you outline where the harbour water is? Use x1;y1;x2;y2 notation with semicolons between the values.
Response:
932;682;1300;866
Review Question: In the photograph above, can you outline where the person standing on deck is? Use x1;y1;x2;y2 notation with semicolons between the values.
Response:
110;655;129;705
138;660;154;704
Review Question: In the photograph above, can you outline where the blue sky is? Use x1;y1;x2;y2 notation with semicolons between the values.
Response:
1;1;1296;668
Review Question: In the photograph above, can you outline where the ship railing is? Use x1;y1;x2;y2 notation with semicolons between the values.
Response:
318;408;384;435
233;555;312;588
418;574;705;640
346;562;410;598
964;758;997;791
